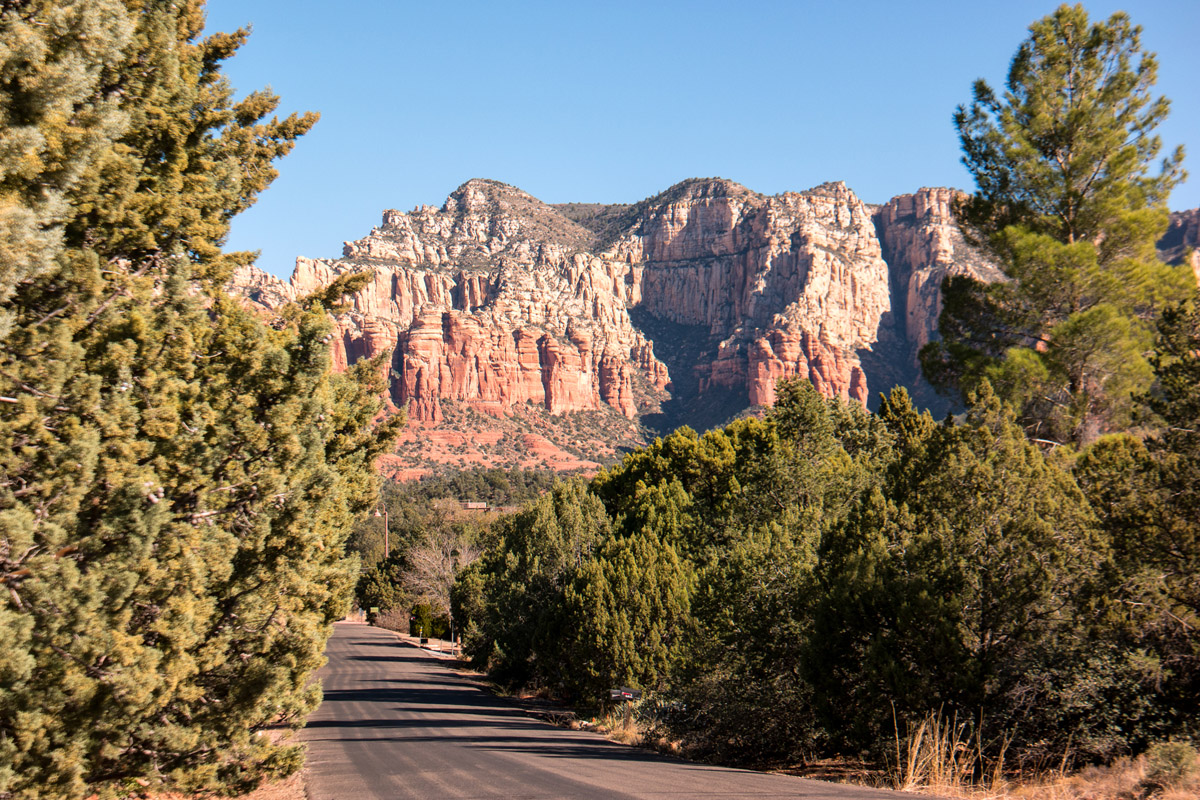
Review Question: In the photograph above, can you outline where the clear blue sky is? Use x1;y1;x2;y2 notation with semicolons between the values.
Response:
203;1;1200;279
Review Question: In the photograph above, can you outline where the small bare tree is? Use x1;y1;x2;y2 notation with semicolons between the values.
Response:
404;519;482;623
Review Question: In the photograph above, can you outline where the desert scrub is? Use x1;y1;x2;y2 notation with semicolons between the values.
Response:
1144;741;1199;790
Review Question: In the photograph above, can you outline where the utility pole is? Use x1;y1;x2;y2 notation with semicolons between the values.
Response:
373;503;389;558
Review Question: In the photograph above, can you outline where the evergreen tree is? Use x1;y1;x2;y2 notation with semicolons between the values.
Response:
562;527;693;701
1143;293;1200;628
462;480;610;689
0;0;131;338
809;386;1106;759
0;2;401;797
1075;292;1200;744
922;4;1191;446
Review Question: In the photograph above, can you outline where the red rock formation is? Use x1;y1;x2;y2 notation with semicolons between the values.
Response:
872;188;1001;363
275;180;669;422
605;180;891;406
230;181;1199;476
231;179;980;428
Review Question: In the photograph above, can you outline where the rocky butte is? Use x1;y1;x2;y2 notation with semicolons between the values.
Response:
232;178;1199;477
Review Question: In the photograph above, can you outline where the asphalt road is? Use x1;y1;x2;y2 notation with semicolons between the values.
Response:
303;622;906;799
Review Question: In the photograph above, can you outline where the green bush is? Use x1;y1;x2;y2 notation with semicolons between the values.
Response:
1145;741;1199;788
410;604;450;639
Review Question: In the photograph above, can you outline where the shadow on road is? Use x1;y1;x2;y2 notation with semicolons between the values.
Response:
347;654;430;663
305;725;671;765
319;687;526;712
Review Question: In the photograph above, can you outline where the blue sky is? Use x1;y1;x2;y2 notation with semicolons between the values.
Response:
203;1;1200;279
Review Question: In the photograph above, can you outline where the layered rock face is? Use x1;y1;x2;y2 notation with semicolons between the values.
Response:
602;180;893;406
239;180;669;422
872;188;1004;367
1160;208;1200;284
234;178;1008;428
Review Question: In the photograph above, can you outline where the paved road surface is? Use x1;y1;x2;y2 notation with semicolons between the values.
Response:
303;622;904;799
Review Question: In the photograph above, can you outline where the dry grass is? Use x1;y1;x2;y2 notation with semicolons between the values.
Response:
586;702;684;757
891;709;1008;795
888;710;1200;800
138;767;306;800
600;704;644;747
1003;755;1199;800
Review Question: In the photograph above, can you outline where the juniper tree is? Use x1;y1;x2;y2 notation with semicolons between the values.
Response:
0;2;401;797
461;480;610;689
0;0;132;339
1075;293;1200;744
807;385;1108;760
922;4;1191;446
562;526;693;701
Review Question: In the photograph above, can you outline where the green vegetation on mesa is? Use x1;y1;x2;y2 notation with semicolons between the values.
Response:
0;2;400;798
444;3;1199;776
921;4;1191;447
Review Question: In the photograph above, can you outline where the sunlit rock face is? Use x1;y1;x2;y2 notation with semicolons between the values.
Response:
233;179;668;422
234;178;1092;428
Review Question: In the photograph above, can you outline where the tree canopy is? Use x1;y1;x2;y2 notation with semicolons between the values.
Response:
923;3;1191;446
0;2;401;797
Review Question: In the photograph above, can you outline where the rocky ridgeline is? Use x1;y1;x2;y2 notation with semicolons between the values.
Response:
232;178;1200;451
1159;207;1200;283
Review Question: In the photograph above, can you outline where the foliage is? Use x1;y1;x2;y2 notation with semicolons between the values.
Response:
461;479;610;690
561;529;692;700
355;555;409;615
0;2;400;797
1144;741;1199;788
402;512;482;621
923;3;1190;446
0;0;131;339
347;469;557;569
351;495;484;638
404;468;560;506
1074;293;1200;747
1142;294;1200;628
808;385;1110;760
462;367;1198;769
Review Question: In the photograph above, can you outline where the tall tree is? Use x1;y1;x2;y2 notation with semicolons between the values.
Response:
562;526;693;701
922;3;1191;446
1075;292;1200;743
0;2;401;797
461;480;610;689
808;385;1107;760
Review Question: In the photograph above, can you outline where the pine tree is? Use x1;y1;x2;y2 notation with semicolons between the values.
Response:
1075;292;1200;743
922;4;1191;446
0;2;401;797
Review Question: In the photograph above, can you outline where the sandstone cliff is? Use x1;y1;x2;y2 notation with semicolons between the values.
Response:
241;180;671;424
1160;208;1200;284
234;179;1004;443
872;188;1004;362
595;179;893;411
229;185;1200;475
